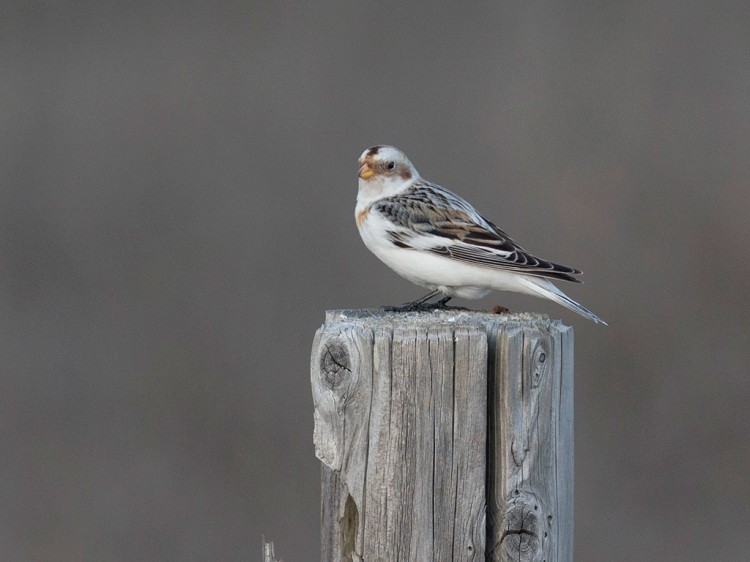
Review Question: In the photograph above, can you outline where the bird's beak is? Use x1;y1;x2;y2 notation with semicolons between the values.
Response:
358;162;375;180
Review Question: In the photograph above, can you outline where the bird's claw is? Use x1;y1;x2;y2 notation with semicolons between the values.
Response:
380;297;469;312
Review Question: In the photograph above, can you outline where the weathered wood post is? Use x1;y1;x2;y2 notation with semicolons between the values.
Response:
311;309;573;562
262;538;282;562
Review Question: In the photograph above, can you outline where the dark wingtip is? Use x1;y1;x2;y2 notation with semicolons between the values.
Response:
543;271;583;283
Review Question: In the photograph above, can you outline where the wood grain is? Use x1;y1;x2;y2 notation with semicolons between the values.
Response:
312;310;573;562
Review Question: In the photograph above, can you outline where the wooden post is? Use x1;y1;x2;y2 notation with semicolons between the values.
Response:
311;309;573;562
262;538;282;562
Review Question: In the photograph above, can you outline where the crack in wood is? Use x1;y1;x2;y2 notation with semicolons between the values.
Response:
322;343;352;389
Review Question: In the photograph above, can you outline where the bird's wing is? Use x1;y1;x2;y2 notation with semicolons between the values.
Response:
375;182;583;283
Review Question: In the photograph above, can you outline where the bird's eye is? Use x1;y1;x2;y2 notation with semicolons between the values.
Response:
387;161;395;170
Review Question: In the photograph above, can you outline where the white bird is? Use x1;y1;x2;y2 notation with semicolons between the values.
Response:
355;145;606;324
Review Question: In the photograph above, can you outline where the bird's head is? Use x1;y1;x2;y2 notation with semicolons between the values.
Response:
357;145;419;202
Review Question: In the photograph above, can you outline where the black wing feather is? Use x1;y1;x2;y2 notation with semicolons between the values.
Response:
377;182;583;283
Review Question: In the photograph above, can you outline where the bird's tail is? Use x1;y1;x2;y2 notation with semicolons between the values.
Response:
518;277;607;325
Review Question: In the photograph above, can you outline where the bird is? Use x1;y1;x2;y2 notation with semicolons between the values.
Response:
354;145;606;324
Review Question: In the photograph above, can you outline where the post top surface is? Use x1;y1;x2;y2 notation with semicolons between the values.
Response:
324;309;569;331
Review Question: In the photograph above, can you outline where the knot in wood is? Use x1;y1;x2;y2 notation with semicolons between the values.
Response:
320;342;351;389
530;342;549;389
498;491;545;560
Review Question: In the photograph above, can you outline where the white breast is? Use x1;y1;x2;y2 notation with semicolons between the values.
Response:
355;207;494;299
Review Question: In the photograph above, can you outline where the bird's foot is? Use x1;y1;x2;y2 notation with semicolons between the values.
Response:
381;296;470;312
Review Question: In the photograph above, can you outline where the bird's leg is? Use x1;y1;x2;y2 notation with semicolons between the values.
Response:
381;290;440;312
418;296;453;309
420;295;470;311
382;292;472;312
436;296;452;307
411;291;442;307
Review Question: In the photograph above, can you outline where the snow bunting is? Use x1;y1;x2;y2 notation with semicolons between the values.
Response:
355;145;606;324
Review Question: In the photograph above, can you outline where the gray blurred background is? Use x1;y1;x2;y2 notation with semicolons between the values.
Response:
2;1;749;560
